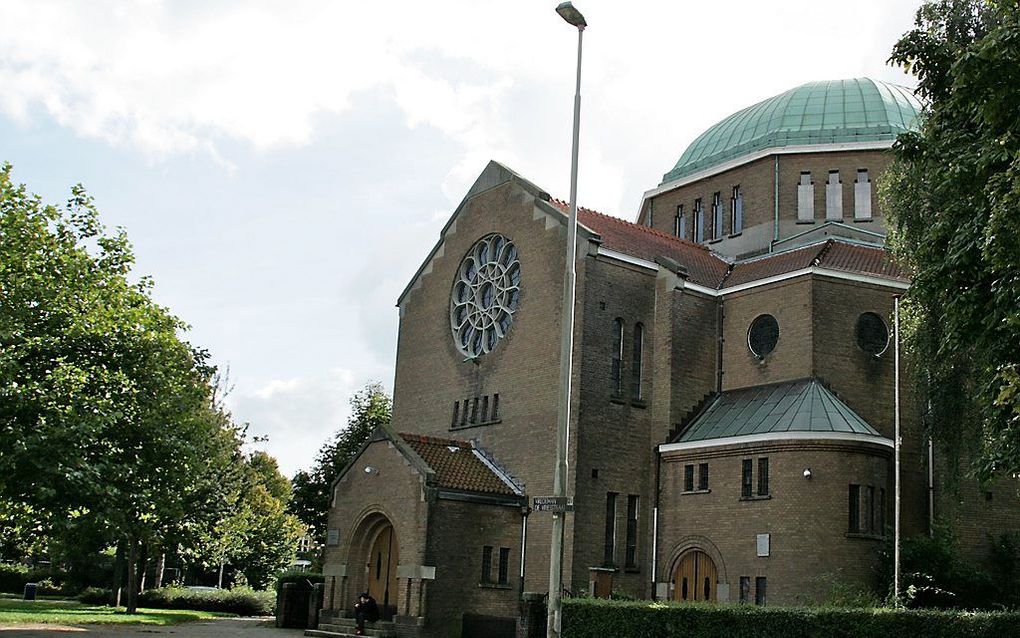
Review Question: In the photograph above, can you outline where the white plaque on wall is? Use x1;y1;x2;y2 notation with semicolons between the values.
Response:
756;533;770;557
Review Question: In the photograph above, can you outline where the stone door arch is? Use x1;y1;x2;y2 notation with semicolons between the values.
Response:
349;512;400;618
673;550;718;602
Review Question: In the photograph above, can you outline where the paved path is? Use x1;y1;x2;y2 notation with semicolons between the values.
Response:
0;617;304;638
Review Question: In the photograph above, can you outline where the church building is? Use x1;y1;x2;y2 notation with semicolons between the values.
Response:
316;78;1020;638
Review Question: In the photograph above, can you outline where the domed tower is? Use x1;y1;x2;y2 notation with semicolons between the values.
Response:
638;78;920;258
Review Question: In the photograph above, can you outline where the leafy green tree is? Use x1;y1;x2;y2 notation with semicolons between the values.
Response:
0;164;245;611
289;383;392;539
883;0;1020;481
199;451;304;589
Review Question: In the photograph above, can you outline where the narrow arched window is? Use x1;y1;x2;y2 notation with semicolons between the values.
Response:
631;323;644;400
611;318;624;396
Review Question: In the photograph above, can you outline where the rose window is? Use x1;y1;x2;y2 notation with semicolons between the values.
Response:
450;234;521;358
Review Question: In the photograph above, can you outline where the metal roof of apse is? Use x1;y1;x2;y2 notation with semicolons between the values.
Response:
677;379;883;443
662;78;921;184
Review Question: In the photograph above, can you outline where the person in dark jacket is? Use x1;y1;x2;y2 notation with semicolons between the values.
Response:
354;592;379;635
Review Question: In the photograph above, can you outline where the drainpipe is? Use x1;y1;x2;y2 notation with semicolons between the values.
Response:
715;301;724;393
771;155;779;251
928;437;935;538
651;447;661;600
520;508;529;597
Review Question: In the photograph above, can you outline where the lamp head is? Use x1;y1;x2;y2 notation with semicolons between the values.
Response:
803;468;812;479
556;2;586;28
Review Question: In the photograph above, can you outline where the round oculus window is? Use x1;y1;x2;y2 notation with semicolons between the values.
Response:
856;312;889;356
748;314;779;359
450;234;521;358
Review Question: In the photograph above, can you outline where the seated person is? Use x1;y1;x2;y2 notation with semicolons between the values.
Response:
354;592;379;635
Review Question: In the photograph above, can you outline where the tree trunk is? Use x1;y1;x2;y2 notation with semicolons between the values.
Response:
217;562;225;589
112;541;126;608
138;542;149;593
154;552;166;589
126;536;139;614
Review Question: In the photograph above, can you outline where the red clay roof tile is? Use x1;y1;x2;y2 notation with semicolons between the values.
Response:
399;433;518;496
548;200;908;289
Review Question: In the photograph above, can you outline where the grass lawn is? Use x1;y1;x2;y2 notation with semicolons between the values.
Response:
0;598;232;626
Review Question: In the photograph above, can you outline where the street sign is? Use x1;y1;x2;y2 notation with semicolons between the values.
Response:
533;496;573;513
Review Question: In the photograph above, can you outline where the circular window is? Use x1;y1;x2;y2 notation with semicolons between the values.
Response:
748;314;779;359
449;234;521;358
856;312;889;356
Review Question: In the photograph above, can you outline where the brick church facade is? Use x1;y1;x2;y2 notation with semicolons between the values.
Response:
316;79;1020;637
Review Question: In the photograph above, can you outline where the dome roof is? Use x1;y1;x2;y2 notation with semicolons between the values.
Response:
661;78;921;184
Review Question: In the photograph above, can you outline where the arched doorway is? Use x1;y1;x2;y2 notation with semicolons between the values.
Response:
366;524;399;613
674;550;718;602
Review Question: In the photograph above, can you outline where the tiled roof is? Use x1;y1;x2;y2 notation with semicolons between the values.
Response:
550;200;906;289
818;241;908;281
723;243;824;288
399;433;520;496
678;378;883;443
552;200;730;288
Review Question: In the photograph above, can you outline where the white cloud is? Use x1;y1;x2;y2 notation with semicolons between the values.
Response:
0;1;921;216
228;367;367;477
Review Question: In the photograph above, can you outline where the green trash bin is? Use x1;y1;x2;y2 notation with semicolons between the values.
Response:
24;583;37;601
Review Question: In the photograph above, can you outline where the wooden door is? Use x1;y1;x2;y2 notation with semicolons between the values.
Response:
674;550;717;602
366;525;399;611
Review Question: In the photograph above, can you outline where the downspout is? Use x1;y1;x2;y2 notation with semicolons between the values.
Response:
928;437;935;538
771;155;779;251
651;448;661;600
520;508;529;597
715;301;724;393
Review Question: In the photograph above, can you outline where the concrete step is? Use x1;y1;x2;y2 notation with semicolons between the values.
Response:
303;620;395;636
306;624;397;638
319;620;397;632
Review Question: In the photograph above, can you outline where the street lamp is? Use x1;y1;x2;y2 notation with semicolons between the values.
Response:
548;3;585;638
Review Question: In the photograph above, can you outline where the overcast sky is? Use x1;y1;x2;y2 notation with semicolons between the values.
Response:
1;0;922;477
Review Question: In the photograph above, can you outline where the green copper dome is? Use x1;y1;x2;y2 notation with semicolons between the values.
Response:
662;78;920;184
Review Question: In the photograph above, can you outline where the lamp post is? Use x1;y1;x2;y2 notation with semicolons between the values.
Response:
548;3;585;638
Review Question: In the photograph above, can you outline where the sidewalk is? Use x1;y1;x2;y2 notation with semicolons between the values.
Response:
0;617;304;638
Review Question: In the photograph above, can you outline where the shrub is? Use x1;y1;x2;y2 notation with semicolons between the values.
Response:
0;564;29;594
561;598;1020;638
78;587;114;605
274;570;323;593
138;586;275;616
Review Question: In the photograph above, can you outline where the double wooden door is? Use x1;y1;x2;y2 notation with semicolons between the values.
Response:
674;550;717;602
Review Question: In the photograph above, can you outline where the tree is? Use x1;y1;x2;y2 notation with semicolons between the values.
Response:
883;1;1020;481
289;383;392;539
199;451;304;589
0;164;245;611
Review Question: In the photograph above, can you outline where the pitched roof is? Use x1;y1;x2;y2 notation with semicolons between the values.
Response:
399;433;521;497
677;378;883;444
552;200;730;288
552;195;906;290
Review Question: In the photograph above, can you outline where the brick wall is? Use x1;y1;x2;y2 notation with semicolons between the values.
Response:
657;440;891;605
641;149;893;257
721;278;814;390
390;179;588;594
424;499;523;638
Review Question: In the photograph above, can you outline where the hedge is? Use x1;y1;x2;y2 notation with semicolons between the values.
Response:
0;564;77;596
274;571;324;593
561;599;1020;638
138;586;275;616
